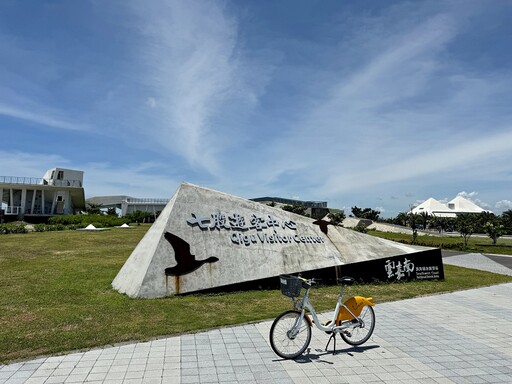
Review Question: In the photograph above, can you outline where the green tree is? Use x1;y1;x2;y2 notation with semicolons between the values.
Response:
408;213;419;244
327;210;346;226
455;213;477;249
351;206;380;221
501;209;512;235
419;211;431;230
86;203;103;215
124;210;152;225
429;215;455;233
483;220;505;245
282;205;309;217
106;207;118;216
393;212;409;227
351;206;364;218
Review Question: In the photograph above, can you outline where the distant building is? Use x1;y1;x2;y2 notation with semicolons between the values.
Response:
411;196;490;218
85;195;168;217
250;196;329;219
0;168;85;222
84;195;330;220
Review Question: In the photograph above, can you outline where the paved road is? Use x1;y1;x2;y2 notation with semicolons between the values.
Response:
2;253;511;384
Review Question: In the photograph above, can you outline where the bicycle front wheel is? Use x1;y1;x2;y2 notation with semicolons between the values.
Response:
269;310;312;359
340;305;375;346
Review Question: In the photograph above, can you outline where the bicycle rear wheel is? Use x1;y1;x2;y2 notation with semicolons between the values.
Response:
269;310;312;359
340;305;375;346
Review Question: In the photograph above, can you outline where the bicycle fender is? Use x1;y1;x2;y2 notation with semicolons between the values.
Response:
337;296;375;322
292;310;313;327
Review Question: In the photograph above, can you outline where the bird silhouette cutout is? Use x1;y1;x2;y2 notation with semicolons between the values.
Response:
164;232;219;276
313;219;330;235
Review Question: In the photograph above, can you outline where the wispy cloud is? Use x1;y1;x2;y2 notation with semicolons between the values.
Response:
0;103;90;131
81;161;179;198
128;1;265;174
0;150;69;177
0;150;179;199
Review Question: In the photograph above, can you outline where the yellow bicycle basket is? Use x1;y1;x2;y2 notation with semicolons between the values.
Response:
336;296;374;325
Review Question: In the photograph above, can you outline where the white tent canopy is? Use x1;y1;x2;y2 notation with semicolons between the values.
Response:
412;196;490;217
447;196;487;214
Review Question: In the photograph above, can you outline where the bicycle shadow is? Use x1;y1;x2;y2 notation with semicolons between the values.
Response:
293;344;380;364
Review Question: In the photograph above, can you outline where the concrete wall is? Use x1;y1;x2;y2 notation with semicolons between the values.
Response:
113;183;436;298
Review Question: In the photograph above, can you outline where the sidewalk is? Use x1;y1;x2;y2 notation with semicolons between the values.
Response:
2;254;512;384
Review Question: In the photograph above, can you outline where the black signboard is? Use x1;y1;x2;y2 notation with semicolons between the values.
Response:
192;248;444;294
332;248;445;283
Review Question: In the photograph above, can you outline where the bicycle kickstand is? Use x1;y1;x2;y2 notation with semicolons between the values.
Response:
325;333;337;354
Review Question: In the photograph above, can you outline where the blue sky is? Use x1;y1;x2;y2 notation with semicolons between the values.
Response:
1;0;511;218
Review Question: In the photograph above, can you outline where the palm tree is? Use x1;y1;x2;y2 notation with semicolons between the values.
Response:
419;212;430;230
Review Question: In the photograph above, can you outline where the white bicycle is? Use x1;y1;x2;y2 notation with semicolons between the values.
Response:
269;275;376;359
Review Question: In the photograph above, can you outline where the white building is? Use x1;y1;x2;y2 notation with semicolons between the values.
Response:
0;167;85;222
412;196;490;218
85;195;168;217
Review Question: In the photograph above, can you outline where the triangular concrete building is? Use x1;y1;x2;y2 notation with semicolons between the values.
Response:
412;196;490;217
447;196;487;214
113;183;438;298
411;197;455;217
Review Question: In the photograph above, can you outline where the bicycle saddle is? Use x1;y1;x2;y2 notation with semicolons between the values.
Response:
338;276;355;286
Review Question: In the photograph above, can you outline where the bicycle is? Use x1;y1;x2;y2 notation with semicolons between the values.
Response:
269;275;375;359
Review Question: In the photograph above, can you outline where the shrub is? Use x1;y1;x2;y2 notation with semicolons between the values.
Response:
34;224;46;232
0;223;28;234
48;215;83;225
48;214;125;228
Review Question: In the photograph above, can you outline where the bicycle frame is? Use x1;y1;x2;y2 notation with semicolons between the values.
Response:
290;284;362;336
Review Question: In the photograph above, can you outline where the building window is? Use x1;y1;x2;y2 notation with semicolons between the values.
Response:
57;171;64;180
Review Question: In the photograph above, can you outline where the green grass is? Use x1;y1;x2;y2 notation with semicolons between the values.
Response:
1;226;511;363
367;229;512;255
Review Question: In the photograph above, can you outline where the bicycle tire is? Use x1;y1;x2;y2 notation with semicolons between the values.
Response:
340;305;375;346
269;310;312;359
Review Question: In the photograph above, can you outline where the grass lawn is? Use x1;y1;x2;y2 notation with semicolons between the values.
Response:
367;230;512;255
1;225;511;363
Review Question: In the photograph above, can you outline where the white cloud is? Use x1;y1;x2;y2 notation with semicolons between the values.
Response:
128;0;267;175
456;191;492;211
320;130;512;196
457;191;479;199
0;150;179;199
0;150;69;177
495;200;512;212
0;103;90;132
82;162;179;199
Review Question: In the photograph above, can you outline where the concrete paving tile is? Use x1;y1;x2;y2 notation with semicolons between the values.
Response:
180;368;199;377
124;370;144;379
180;375;199;383
104;371;126;380
123;379;142;384
23;378;47;384
143;369;163;378
44;377;66;384
64;373;88;383
141;378;162;384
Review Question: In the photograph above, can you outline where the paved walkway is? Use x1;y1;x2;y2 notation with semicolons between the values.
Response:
2;254;511;384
